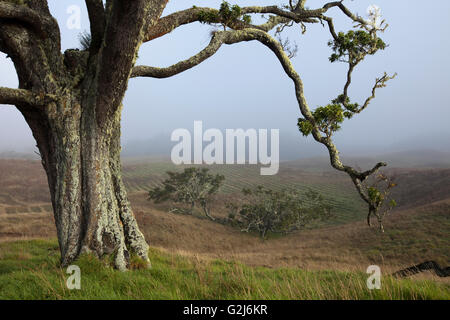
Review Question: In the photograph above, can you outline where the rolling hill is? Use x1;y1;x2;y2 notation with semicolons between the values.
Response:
0;157;448;273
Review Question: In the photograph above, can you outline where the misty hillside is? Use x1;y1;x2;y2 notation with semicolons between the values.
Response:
120;132;450;163
284;150;450;171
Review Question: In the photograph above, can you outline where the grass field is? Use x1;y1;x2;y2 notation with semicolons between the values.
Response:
0;240;448;300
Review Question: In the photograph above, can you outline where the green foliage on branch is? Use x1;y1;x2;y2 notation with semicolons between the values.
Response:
367;174;397;208
365;173;398;231
332;94;359;115
242;14;252;24
148;167;225;220
227;186;333;239
297;103;352;137
328;30;386;64
195;7;220;24
313;104;345;133
297;118;314;137
219;1;242;22
368;186;383;205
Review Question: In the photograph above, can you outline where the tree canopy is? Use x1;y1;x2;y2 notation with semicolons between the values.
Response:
148;167;225;220
227;186;333;239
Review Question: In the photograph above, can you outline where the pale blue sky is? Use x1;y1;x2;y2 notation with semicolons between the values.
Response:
0;0;449;156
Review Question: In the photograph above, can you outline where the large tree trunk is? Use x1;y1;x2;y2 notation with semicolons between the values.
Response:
21;92;149;271
0;0;169;270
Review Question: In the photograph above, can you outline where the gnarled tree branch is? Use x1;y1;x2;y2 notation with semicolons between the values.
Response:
141;23;392;227
144;6;267;42
0;86;52;107
322;1;368;27
143;0;371;46
144;2;339;43
136;2;396;231
0;1;56;39
132;32;227;79
357;72;397;114
145;7;216;42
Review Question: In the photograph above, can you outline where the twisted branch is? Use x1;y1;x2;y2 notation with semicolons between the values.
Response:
137;1;396;229
144;1;365;43
132;31;226;78
0;1;54;38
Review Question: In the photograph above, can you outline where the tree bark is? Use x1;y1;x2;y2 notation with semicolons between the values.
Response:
20;93;149;271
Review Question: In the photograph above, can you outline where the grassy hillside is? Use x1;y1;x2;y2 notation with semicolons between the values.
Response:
2;159;449;227
0;240;448;300
0;159;366;225
122;162;367;225
0;158;448;300
0;159;449;270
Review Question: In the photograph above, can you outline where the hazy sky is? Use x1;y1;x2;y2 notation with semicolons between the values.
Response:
1;0;449;156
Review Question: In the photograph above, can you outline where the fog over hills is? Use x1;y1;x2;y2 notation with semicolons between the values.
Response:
1;131;450;169
120;131;450;168
1;0;449;172
284;150;450;172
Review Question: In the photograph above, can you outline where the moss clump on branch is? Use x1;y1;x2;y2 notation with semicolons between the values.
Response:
332;94;359;115
194;1;252;29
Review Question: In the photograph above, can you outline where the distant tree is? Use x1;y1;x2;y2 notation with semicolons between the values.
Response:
227;186;333;239
148;168;225;220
